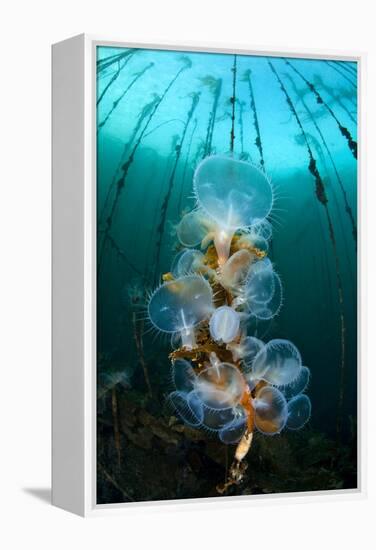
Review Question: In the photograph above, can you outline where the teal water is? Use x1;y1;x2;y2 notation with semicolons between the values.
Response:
96;46;357;501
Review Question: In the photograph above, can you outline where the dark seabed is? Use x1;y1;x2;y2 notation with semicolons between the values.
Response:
96;46;357;504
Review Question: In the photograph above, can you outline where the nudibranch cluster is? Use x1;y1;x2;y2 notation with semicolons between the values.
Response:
147;155;312;487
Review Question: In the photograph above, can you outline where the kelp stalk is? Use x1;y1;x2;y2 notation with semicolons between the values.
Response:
335;60;357;76
111;387;121;468
243;69;265;167
177;117;198;214
154;92;201;277
98;96;161;272
106;233;144;277
98;462;134;502
97;49;137;75
97;51;136;106
200;76;223;157
284;69;357;245
324;60;357;90
230;55;237;153
268;59;347;440
238;100;246;159
99;95;160;225
310;74;356;124
145;134;180;285
98;62;154;131
132;313;152;397
99;58;192;273
284;59;357;159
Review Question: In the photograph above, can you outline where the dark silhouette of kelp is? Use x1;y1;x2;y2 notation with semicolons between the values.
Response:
144;134;180;285
268;59;347;441
143;119;185;139
177;117;198;214
97;49;137;74
99;94;160;227
237;100;248;160
153;92;201;278
243;69;265;167
311;73;357;124
283;59;357;159
335;60;357;77
199;76;223;157
97;51;137;106
284;70;357;246
98;62;154;131
230;55;237;153
105;233;144;278
324;61;357;90
98;57;192;273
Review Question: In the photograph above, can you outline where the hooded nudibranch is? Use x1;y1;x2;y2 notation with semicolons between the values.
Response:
245;258;275;304
194;353;246;410
219;249;254;293
227;335;264;368
168;347;311;443
250;339;302;386
282;366;310;399
193;155;273;265
251;219;273;241
171;248;205;278
232;258;283;321
253;385;288;435
148;274;213;349
286;394;312;430
176;209;210;248
146;149;313;485
209;305;240;344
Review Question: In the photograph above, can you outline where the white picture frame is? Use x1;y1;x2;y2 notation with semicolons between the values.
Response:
52;34;365;517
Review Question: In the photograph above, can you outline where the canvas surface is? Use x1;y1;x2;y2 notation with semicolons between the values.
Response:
96;45;357;504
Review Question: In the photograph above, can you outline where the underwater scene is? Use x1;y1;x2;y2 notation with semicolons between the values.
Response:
96;45;358;504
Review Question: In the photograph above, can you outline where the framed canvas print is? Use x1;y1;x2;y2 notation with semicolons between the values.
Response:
52;35;363;516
